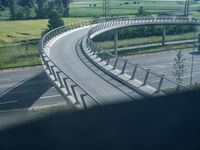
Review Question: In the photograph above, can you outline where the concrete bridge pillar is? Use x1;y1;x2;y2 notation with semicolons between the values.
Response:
162;26;166;47
114;29;118;57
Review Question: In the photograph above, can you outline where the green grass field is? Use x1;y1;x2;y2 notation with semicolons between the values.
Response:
0;18;90;46
97;32;195;50
0;44;40;69
69;0;200;17
0;17;90;69
0;0;199;69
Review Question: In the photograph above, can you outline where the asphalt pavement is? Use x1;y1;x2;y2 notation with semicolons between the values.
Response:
124;48;200;88
49;27;140;105
0;66;66;112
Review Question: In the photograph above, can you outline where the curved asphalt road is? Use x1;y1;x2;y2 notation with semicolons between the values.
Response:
49;27;133;105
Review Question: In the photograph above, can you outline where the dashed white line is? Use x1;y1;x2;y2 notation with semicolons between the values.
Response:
182;75;191;78
150;80;160;83
9;90;29;94
40;95;61;99
0;100;18;105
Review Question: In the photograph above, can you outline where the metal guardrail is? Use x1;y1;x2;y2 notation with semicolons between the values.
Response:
40;16;146;109
87;40;191;93
40;16;197;109
87;16;199;38
85;16;197;94
40;21;102;109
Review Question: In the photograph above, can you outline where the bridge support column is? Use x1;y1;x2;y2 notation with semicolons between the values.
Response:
114;29;118;57
162;26;166;47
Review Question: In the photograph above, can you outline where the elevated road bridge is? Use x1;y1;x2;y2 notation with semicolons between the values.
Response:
40;16;199;109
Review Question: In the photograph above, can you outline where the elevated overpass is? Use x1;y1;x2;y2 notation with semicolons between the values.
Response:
40;16;199;109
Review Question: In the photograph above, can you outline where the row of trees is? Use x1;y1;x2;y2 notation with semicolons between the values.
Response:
0;0;71;19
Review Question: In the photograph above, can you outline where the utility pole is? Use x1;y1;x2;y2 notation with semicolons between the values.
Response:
184;0;190;16
103;0;111;18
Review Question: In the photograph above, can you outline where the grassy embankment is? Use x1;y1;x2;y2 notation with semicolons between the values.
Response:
0;18;90;69
96;32;197;56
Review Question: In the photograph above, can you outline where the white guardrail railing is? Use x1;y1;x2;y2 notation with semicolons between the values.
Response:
84;16;199;95
40;16;198;109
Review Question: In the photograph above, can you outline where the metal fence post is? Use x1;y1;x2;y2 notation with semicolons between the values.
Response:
56;71;64;88
46;60;52;75
80;94;88;109
113;57;119;70
156;75;165;93
121;60;127;74
51;66;58;81
63;78;72;95
71;85;80;105
143;69;151;85
106;57;111;65
131;64;138;80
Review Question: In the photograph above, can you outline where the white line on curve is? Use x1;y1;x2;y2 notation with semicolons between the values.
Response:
40;95;61;99
0;100;18;105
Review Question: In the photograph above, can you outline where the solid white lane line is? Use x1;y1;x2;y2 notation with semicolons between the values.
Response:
40;95;61;99
0;100;18;105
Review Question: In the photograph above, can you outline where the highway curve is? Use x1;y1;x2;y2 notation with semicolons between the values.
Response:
48;26;140;105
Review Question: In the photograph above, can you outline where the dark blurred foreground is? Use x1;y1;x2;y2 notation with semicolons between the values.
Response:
0;90;200;150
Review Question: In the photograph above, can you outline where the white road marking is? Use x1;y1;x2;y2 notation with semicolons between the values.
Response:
0;79;10;81
150;80;160;83
182;75;191;78
9;90;29;94
153;65;167;68
164;63;173;65
40;95;61;99
0;100;18;105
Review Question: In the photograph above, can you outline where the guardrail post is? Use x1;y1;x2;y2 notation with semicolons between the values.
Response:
131;64;138;80
113;57;119;70
97;48;100;58
101;50;105;61
106;57;111;65
63;78;72;95
143;69;151;85
46;60;52;75
80;94;88;109
56;71;64;88
156;75;165;93
51;66;58;81
71;85;80;105
121;60;127;74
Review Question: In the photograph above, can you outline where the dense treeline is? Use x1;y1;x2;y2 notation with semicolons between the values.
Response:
94;25;197;42
0;0;71;19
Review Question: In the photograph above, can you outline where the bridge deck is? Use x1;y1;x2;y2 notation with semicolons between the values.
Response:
48;27;141;105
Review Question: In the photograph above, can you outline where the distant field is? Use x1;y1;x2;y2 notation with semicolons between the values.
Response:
97;32;195;50
0;17;90;45
0;17;89;69
0;44;40;69
70;0;200;17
